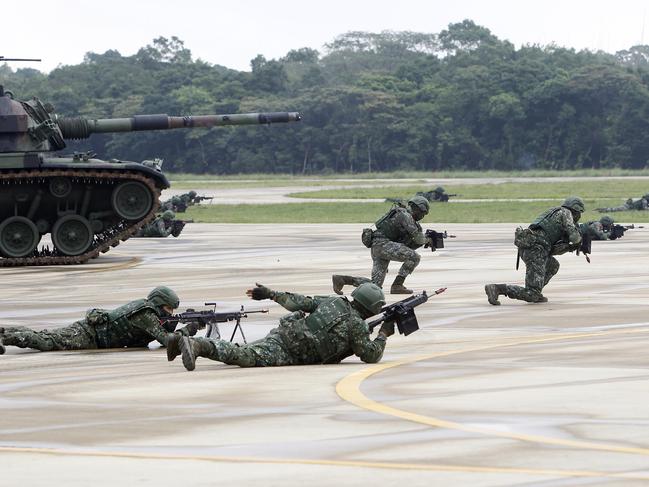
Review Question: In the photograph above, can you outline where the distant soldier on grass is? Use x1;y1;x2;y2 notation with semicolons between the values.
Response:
596;194;649;213
332;195;431;295
485;196;585;305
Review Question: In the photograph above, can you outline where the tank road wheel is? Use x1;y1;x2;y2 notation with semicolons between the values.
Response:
0;217;40;258
52;215;94;256
111;181;153;221
49;177;73;198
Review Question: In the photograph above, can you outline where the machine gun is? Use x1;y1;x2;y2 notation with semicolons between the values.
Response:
610;224;643;240
424;229;456;251
436;193;457;202
193;195;214;204
160;304;268;343
367;288;446;336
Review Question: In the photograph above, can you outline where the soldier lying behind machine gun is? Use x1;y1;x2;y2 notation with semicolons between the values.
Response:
367;288;446;336
160;304;268;343
424;229;456;251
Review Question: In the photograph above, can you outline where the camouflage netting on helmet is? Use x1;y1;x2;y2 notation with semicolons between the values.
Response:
147;286;179;310
351;282;386;316
562;196;585;213
162;210;175;221
600;215;614;226
408;195;430;214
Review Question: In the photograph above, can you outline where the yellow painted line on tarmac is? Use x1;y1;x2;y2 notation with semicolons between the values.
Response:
337;327;649;456
1;445;649;480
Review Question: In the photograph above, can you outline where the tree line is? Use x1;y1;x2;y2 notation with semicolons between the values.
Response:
3;20;649;174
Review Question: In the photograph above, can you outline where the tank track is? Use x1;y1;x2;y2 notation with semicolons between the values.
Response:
0;169;160;267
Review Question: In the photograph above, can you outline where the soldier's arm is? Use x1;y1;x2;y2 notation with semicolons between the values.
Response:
348;317;386;363
156;220;173;237
561;210;582;244
128;310;173;346
270;291;322;313
397;211;426;247
590;223;608;240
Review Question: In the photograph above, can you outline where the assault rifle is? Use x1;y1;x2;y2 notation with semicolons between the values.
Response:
610;224;643;240
424;229;456;251
160;304;268;343
576;232;592;263
436;193;457;202
194;195;214;203
367;288;446;336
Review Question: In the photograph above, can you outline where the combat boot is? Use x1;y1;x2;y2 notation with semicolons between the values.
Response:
180;337;214;371
166;333;181;361
485;284;507;305
332;275;354;295
390;275;413;295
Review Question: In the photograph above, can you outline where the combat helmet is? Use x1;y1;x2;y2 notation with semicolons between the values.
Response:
408;195;430;214
644;193;649;201
351;282;386;316
434;186;445;193
147;286;180;311
188;190;197;198
162;210;175;221
562;196;585;213
599;215;614;226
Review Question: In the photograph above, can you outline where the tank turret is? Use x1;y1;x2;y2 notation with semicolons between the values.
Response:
0;86;301;265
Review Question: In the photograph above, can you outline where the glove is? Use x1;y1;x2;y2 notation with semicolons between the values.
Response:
179;322;200;336
379;320;395;338
424;237;436;251
248;283;272;301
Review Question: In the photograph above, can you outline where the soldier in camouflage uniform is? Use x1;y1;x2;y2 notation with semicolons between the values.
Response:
417;186;449;202
134;210;176;238
160;195;187;213
332;195;431;295
596;194;649;213
0;286;183;353
580;215;615;240
167;282;393;371
485;196;585;305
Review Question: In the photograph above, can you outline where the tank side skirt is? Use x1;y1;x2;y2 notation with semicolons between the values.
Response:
0;169;160;267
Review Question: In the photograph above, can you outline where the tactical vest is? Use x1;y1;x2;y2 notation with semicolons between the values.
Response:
375;208;405;241
529;207;563;244
87;299;157;348
303;296;353;363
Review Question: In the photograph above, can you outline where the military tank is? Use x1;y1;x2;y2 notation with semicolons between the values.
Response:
0;84;301;266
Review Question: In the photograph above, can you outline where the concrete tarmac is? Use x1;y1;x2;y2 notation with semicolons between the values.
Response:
1;223;649;486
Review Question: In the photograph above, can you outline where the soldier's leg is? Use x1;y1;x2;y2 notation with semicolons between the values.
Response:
373;241;420;294
332;275;371;294
370;244;391;287
0;321;97;351
504;247;548;302
180;334;293;371
543;256;560;287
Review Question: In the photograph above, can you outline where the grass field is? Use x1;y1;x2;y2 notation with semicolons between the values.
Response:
288;180;649;200
185;200;649;224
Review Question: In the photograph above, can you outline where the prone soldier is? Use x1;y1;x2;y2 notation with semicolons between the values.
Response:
167;282;394;371
417;186;456;202
0;287;185;353
580;215;616;241
596;194;649;213
485;196;585;305
135;210;176;238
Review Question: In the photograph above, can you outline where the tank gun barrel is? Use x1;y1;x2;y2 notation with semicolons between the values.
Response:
57;112;302;140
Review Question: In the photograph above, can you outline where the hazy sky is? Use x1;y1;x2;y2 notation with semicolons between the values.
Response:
3;0;648;73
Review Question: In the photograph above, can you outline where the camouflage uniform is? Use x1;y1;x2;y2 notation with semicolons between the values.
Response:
135;216;173;238
0;287;181;352
579;221;611;241
486;202;583;304
369;206;426;286
181;290;386;368
597;197;649;212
